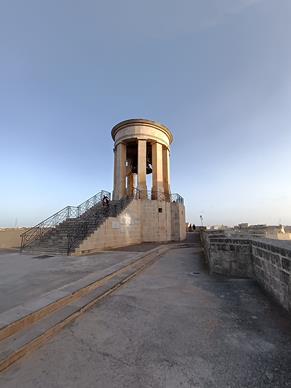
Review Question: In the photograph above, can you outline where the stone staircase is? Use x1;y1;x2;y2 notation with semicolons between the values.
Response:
21;193;133;256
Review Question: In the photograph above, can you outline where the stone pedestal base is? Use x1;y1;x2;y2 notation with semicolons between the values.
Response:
75;199;186;255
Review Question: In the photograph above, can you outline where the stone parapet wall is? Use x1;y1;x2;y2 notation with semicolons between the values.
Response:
206;237;253;278
201;231;291;313
252;239;291;311
200;230;226;266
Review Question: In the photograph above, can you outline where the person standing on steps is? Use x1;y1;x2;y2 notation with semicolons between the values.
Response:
102;195;110;208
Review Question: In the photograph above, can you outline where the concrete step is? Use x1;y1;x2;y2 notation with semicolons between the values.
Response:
23;250;67;256
0;245;170;372
23;245;67;251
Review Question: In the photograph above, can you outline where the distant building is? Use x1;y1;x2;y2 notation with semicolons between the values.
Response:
232;223;291;241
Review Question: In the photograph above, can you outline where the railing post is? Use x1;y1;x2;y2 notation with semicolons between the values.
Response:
67;234;70;256
20;235;24;252
20;189;118;254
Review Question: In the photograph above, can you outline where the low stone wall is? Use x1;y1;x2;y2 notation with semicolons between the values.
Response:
206;237;253;278
0;229;29;249
252;239;291;311
201;231;291;313
200;230;226;267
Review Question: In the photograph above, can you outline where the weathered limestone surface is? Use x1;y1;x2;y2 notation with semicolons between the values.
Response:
137;139;147;192
112;119;173;148
201;231;291;313
0;229;29;249
75;199;186;255
252;239;291;312
204;237;253;278
162;146;170;194
152;142;164;194
114;142;127;200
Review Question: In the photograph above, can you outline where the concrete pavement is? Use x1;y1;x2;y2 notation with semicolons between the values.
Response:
1;244;291;387
0;250;139;312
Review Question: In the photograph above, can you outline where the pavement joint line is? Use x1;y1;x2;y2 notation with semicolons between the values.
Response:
0;245;171;373
0;245;171;341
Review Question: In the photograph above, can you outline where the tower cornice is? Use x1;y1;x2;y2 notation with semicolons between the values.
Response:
111;118;173;144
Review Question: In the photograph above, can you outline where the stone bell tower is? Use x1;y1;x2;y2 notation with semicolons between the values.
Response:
76;118;186;253
112;119;172;200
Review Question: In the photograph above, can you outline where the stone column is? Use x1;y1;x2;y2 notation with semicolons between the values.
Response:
114;142;126;200
113;148;118;199
163;146;171;198
152;142;164;199
138;139;147;198
128;173;134;196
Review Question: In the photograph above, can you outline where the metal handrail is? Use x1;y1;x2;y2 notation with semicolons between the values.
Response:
66;195;133;255
20;190;111;250
131;189;184;204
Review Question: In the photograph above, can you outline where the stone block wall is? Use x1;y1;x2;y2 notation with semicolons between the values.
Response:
0;228;29;249
206;237;253;278
76;200;142;253
170;202;187;242
141;200;173;242
75;199;186;255
252;240;291;311
200;230;226;267
201;231;291;313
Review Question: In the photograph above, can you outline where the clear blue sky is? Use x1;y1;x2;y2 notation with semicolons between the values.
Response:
1;0;291;227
